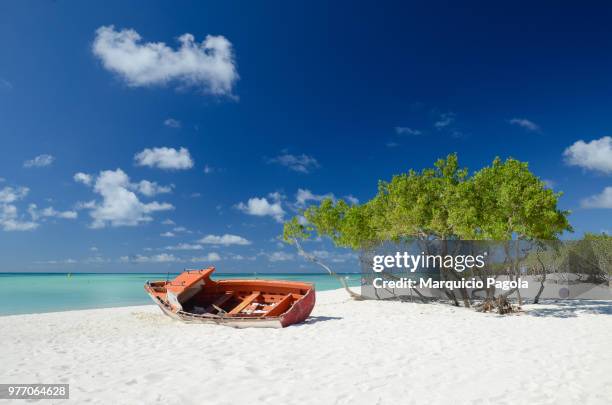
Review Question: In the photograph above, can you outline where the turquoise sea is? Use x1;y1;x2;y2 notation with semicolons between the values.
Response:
0;273;361;316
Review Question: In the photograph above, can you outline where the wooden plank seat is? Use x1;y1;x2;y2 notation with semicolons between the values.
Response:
228;291;260;315
261;294;294;317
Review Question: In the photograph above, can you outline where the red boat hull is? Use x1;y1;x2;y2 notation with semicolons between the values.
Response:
145;267;316;328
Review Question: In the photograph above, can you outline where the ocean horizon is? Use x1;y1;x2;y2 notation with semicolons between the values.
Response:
0;272;361;316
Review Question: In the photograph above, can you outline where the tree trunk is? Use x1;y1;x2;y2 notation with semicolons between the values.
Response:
533;255;547;304
293;239;364;300
514;240;523;307
533;274;546;304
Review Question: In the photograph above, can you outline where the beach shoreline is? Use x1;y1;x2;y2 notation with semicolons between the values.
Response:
2;289;611;404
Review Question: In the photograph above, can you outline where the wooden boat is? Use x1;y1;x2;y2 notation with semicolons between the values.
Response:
144;267;315;328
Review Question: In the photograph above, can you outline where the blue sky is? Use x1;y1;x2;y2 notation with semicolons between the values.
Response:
0;1;611;273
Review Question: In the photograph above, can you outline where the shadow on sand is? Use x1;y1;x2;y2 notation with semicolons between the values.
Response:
300;316;343;325
526;300;612;318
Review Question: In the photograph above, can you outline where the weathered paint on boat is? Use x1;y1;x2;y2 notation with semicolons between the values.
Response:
144;267;315;328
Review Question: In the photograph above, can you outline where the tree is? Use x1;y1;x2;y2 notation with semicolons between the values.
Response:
283;154;573;309
453;158;572;306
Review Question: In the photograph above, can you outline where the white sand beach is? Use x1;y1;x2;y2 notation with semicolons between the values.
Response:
2;289;611;405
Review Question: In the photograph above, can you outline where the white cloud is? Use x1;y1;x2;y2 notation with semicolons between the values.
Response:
121;253;179;263
345;195;359;205
76;173;171;196
0;186;38;231
165;243;203;250
508;118;540;132
92;25;238;95
267;251;294;262
310;250;357;263
395;127;422;135
236;195;285;222
191;252;221;262
76;169;173;228
434;112;455;129
268;153;319;173
198;234;251;246
161;231;176;237
84;256;110;264
0;186;29;203
23;154;54;168
28;204;78;220
563;136;612;174
296;188;335;207
133;180;173;196
1;204;38;231
34;258;78;265
226;253;256;261
164;118;181;128
74;172;93;186
0;187;78;231
161;219;175;225
581;187;612;209
134;147;194;170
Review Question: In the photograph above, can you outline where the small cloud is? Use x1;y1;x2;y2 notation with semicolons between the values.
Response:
235;194;285;222
23;154;55;168
203;164;215;174
132;180;173;197
75;169;173;228
344;195;359;205
28;204;78;220
0;186;29;204
121;253;179;263
581;187;612;209
267;251;294;262
161;219;175;225
0;186;39;231
92;25;238;96
295;189;335;207
191;252;221;262
268;153;319;173
227;253;256;261
165;243;203;251
90;246;99;252
161;231;176;237
134;147;194;170
434;112;455;129
198;233;251;246
563;136;612;174
164;118;181;128
74;172;93;186
394;127;421;135
508;118;540;132
34;258;78;265
309;250;357;263
542;179;555;189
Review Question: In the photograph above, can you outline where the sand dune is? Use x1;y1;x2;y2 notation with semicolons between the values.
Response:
1;289;611;405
